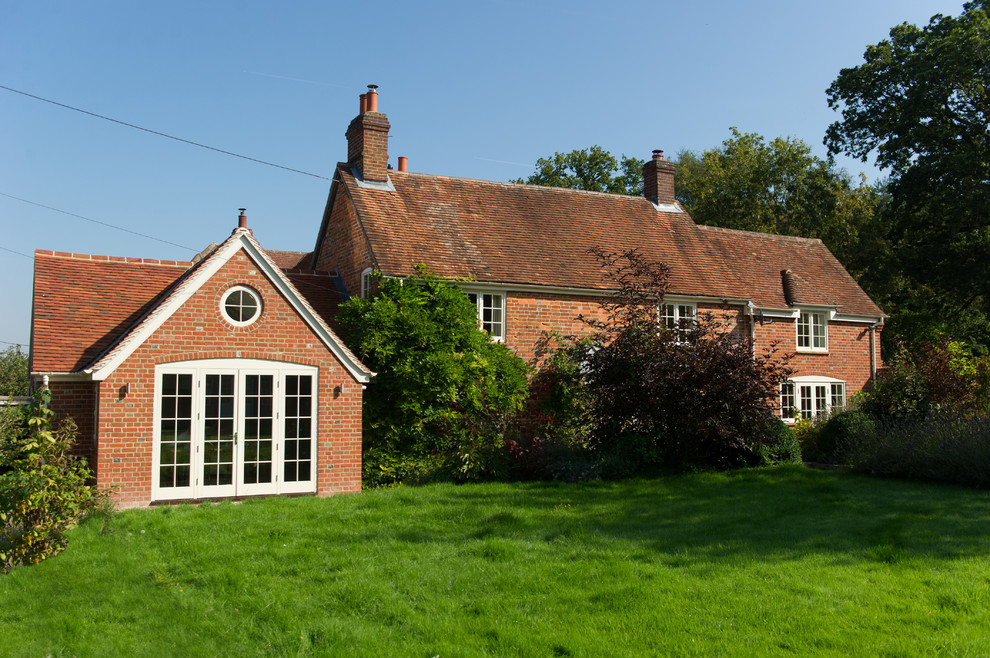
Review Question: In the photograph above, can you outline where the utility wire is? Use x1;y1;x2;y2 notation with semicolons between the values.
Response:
0;84;332;182
0;244;32;259
0;339;29;347
0;192;198;251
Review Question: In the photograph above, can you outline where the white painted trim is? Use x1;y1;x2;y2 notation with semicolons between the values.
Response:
796;309;829;353
385;274;753;307
84;229;373;384
788;375;846;384
151;359;319;502
220;285;263;327
462;288;507;342
31;372;91;382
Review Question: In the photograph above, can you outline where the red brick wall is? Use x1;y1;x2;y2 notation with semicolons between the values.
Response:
315;195;372;299
755;317;881;399
46;380;99;476
505;292;878;409
56;249;364;509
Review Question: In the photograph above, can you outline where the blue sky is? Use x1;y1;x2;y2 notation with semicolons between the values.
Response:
0;0;966;353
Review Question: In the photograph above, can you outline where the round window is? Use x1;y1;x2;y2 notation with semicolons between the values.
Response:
221;286;262;326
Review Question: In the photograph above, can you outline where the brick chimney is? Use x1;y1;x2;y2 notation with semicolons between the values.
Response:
346;85;391;183
642;149;677;206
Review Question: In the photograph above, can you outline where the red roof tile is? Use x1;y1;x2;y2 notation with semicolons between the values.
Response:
31;247;347;374
31;252;190;372
339;166;883;317
267;250;313;270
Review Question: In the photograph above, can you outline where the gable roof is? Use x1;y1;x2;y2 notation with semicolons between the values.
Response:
32;231;371;382
332;165;884;318
31;253;189;373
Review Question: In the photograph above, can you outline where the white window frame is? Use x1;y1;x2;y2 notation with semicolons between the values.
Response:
661;303;696;331
152;359;318;502
464;290;506;342
796;309;828;353
360;267;374;298
780;376;846;422
220;285;263;327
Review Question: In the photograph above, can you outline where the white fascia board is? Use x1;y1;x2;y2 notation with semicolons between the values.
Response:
789;374;846;384
31;372;91;382
833;313;886;324
422;277;752;307
85;230;374;384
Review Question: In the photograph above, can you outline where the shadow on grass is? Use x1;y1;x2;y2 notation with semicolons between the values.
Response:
355;465;990;564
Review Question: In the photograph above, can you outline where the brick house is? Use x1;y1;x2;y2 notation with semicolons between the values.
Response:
30;219;372;508
30;87;885;506
311;88;885;422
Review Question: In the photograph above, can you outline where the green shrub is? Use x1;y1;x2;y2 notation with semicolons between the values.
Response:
815;410;876;463
844;411;990;488
336;269;530;487
0;390;113;572
862;336;989;420
754;420;802;466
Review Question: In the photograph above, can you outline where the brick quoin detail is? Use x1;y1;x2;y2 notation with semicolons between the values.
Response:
48;250;364;509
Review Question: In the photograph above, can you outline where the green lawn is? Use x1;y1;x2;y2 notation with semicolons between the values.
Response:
2;465;989;656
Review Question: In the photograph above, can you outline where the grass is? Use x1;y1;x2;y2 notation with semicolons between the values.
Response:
2;465;990;656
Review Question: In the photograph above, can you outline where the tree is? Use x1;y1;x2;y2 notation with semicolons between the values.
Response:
512;145;644;196
0;346;29;397
825;1;990;348
674;129;883;277
336;269;529;486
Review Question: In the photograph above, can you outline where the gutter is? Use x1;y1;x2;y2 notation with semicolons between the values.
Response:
745;301;757;358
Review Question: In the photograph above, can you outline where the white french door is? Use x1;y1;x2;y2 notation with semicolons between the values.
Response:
153;360;317;501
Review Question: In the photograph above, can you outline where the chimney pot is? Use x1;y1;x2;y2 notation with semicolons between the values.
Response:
653;149;664;161
238;208;247;229
346;85;391;182
397;156;408;172
359;93;367;114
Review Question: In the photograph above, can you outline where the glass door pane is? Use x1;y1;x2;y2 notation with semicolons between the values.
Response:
159;373;193;489
203;374;236;489
284;375;313;484
242;374;274;487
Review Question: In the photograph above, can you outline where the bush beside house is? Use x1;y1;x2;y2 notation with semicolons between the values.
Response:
0;390;111;572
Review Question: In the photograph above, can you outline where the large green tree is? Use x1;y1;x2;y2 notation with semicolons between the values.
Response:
0;346;29;397
336;270;529;486
825;1;990;347
512;145;644;196
674;129;882;277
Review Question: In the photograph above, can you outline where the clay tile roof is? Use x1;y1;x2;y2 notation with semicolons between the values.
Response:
339;166;883;317
282;271;343;327
31;251;191;372
268;250;313;270
341;166;735;298
698;226;884;316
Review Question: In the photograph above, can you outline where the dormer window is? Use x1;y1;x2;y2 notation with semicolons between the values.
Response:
797;310;827;352
221;286;262;327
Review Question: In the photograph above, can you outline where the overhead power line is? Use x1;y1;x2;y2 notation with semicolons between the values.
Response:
0;244;32;259
0;339;29;348
0;84;332;182
0;192;198;252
